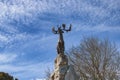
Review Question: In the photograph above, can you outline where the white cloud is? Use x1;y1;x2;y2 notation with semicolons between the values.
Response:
0;0;119;80
0;0;119;23
30;78;45;80
0;0;49;23
36;78;45;80
0;34;8;42
0;62;53;80
75;24;120;33
0;53;17;63
102;0;120;9
0;31;32;49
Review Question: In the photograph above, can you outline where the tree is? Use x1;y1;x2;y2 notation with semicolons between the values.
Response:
0;72;13;80
67;37;120;80
45;68;51;80
0;72;18;80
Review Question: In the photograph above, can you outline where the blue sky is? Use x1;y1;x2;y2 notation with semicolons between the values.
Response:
0;0;120;80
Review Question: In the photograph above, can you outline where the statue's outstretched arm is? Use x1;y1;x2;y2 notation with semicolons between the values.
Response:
52;27;58;34
65;24;72;32
69;24;72;31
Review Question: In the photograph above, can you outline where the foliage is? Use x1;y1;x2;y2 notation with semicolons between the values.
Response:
45;68;51;80
0;72;18;80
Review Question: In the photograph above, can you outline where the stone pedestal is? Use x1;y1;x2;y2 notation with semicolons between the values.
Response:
50;53;69;80
65;65;79;80
50;53;79;80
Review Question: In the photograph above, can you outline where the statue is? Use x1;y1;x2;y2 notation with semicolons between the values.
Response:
52;24;72;54
50;24;78;80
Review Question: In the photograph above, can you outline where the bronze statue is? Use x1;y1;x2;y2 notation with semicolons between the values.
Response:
52;24;72;54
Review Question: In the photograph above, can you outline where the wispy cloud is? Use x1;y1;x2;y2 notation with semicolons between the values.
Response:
0;0;119;24
35;78;45;80
0;34;8;42
0;62;53;80
0;0;119;80
75;24;120;33
0;53;17;63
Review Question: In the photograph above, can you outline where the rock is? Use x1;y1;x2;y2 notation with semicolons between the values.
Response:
54;54;68;69
50;54;79;80
50;53;69;80
65;65;79;80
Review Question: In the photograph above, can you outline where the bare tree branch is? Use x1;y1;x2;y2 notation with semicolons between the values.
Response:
68;37;120;80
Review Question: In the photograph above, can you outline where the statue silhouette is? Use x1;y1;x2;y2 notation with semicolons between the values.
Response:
52;24;72;54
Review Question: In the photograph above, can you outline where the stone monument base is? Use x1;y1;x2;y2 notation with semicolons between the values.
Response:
50;54;79;80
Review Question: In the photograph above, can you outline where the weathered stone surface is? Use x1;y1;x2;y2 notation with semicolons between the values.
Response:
65;65;79;80
50;53;79;80
54;54;68;68
50;54;69;80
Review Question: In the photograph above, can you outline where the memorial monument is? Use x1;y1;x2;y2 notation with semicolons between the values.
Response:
50;24;79;80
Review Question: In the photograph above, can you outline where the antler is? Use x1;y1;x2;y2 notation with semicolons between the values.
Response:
69;24;72;31
52;27;58;34
62;24;66;30
65;24;72;32
52;24;72;34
